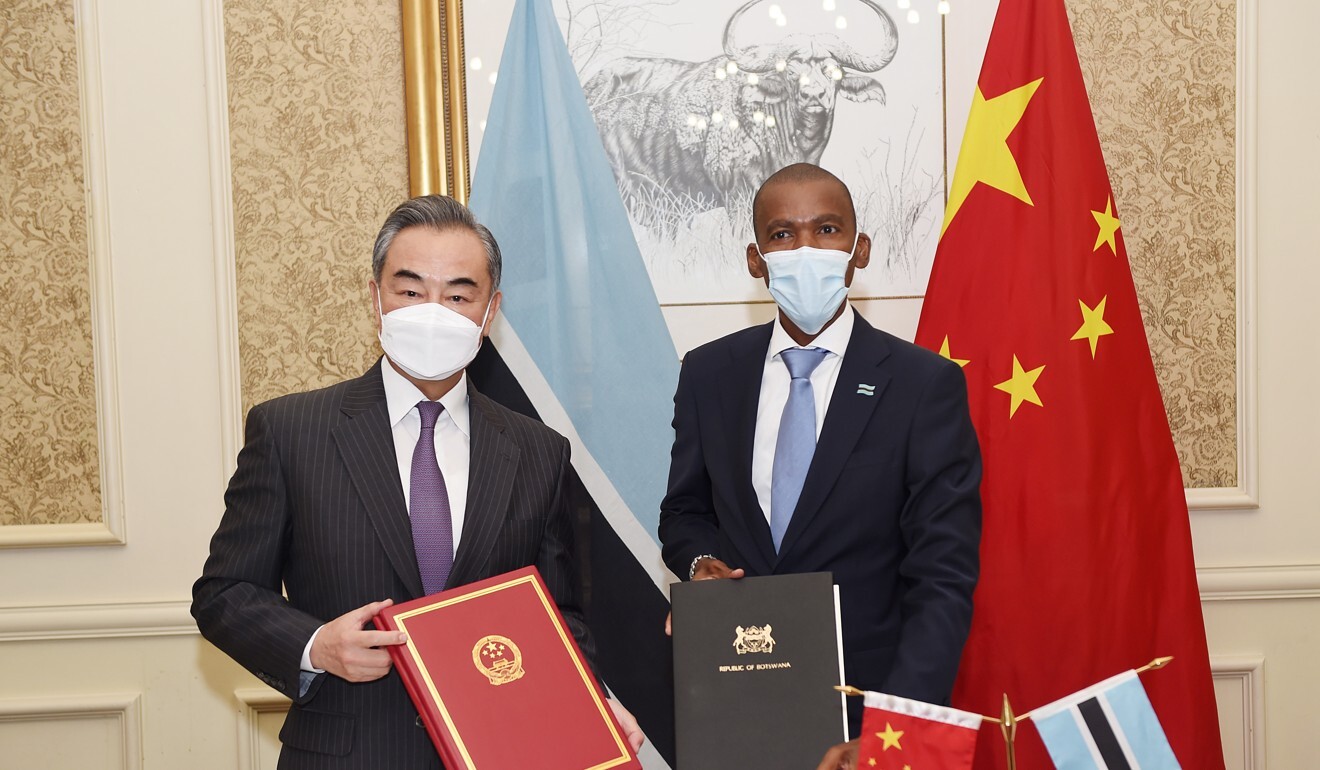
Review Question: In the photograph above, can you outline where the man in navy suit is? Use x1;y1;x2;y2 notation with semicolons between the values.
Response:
659;164;982;766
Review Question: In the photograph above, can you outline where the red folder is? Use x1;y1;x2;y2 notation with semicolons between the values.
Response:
374;566;640;770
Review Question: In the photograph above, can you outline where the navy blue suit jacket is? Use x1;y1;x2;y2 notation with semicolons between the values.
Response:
659;313;981;724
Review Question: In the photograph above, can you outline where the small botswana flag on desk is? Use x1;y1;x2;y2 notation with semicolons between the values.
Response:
1033;670;1180;770
857;691;980;770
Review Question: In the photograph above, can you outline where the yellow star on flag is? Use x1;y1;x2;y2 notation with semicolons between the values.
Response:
1092;196;1122;254
939;336;971;368
867;759;876;767
1071;296;1114;357
994;355;1045;417
942;77;1044;234
876;722;904;751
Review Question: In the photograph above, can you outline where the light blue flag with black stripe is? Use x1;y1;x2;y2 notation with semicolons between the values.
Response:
1033;670;1181;770
467;0;680;764
468;0;678;567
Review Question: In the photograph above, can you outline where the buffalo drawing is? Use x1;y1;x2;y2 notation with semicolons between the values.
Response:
582;0;899;226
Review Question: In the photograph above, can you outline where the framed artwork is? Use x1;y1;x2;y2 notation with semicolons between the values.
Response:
401;0;473;200
416;0;957;306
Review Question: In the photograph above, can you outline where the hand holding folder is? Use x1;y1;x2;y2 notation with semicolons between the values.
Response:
374;566;641;770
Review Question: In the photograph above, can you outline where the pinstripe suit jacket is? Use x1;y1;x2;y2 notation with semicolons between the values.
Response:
192;361;592;769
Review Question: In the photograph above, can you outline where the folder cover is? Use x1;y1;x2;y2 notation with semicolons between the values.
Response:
671;572;845;769
374;566;639;770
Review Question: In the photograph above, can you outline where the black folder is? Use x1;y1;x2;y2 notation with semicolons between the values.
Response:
671;572;845;769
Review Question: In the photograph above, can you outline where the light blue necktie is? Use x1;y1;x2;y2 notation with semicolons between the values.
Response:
771;347;829;552
411;401;454;595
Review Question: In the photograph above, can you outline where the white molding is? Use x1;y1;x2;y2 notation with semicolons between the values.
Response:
1186;0;1258;512
202;0;244;483
1198;564;1320;601
1187;487;1257;511
0;600;195;642
0;564;1317;643
0;692;142;769
0;522;125;548
0;0;127;549
1211;655;1265;770
235;688;290;770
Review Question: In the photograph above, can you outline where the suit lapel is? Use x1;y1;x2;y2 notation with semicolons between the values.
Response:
719;323;778;571
333;362;424;599
447;388;520;588
777;318;892;561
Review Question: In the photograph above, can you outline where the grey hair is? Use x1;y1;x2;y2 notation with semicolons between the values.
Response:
371;195;502;288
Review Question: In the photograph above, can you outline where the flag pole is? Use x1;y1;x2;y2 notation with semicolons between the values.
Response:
1137;655;1174;674
1015;655;1176;723
833;656;1174;767
1001;694;1018;770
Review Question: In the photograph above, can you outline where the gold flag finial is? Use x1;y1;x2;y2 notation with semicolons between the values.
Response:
1001;694;1018;770
1138;656;1174;674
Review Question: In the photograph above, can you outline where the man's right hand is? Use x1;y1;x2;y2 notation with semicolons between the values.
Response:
310;599;408;682
664;558;746;636
690;557;744;581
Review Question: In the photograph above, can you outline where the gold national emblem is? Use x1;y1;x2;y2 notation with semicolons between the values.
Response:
733;624;775;655
472;634;525;686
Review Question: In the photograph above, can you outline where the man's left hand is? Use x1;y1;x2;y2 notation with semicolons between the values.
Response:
607;699;645;753
816;738;859;770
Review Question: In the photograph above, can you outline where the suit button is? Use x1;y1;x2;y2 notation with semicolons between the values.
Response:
416;715;425;728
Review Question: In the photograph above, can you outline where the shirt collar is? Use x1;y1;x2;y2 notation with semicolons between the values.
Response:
381;358;471;438
767;304;855;361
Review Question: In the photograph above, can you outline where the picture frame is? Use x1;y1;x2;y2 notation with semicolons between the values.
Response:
401;0;472;201
409;0;964;308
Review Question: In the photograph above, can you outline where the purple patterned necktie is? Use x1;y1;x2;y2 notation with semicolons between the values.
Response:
410;400;453;595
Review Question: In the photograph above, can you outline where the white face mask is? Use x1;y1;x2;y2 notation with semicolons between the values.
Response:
759;232;859;336
377;293;494;381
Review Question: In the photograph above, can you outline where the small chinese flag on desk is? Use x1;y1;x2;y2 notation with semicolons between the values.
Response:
857;691;980;770
914;0;1222;767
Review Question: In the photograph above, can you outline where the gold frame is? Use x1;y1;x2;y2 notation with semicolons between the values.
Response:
402;0;471;201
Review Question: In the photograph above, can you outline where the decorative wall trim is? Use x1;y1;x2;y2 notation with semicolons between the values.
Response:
235;687;290;770
2;565;1318;643
1190;0;1259;511
1199;564;1320;602
0;692;142;769
202;0;244;482
0;522;124;548
0;0;126;548
1211;654;1265;770
0;600;194;642
1187;486;1257;511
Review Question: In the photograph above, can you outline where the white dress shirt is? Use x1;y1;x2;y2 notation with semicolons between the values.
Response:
380;359;471;547
751;306;855;523
302;361;473;674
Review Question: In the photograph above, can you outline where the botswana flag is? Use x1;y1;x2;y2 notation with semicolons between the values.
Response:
1032;670;1180;770
466;0;679;765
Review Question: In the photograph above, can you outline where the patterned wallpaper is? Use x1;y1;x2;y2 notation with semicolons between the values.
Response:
225;0;408;413
220;0;1238;488
1069;0;1238;488
0;1;102;526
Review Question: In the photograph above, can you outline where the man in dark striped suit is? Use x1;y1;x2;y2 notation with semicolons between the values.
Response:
193;195;642;768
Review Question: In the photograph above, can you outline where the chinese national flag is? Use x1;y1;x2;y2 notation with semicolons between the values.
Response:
914;0;1224;768
857;691;979;770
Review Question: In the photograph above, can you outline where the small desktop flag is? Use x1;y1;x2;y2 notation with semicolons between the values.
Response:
1033;670;1180;770
857;691;980;770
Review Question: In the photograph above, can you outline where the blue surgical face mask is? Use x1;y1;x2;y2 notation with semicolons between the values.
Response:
759;232;859;336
